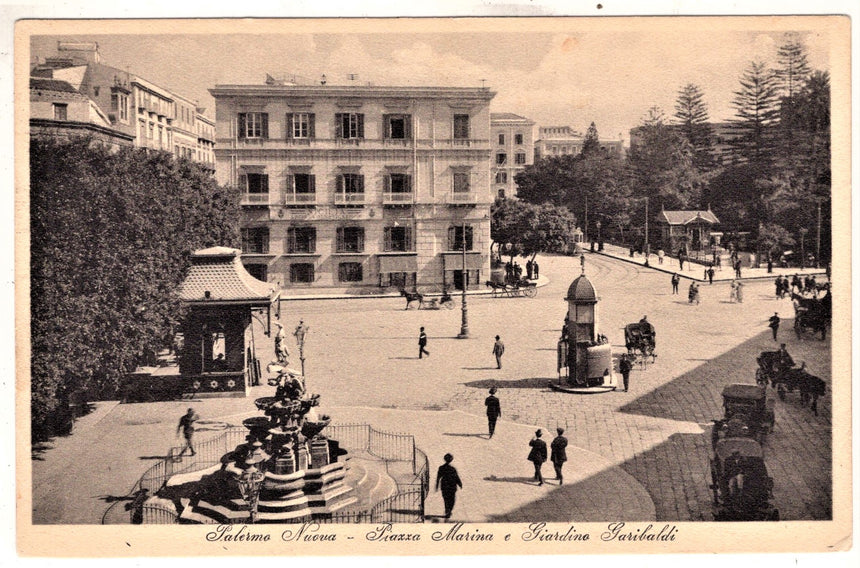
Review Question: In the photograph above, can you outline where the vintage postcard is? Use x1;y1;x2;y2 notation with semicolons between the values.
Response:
13;12;853;559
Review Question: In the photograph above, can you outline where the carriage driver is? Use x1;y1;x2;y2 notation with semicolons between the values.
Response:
777;343;795;373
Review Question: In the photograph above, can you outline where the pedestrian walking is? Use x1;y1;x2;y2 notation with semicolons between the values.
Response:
734;259;742;279
716;254;722;271
775;277;783;299
533;261;540;279
679;255;685;271
768;312;780;341
657;249;664;265
707;266;715;284
527;429;548;486
435;453;462;520
619;353;633;392
485;387;501;438
176;408;199;458
736;280;744;303
526;259;534;280
729;279;738;302
671;273;680;295
550;428;568;485
492;335;505;369
688;281;700;305
418;326;430;359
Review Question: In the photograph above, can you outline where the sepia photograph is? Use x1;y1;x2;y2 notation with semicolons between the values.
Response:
12;7;854;559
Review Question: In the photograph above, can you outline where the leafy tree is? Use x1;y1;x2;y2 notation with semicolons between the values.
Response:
519;202;578;261
627;107;705;209
513;154;579;207
30;138;240;441
729;61;781;167
673;83;714;169
757;222;796;261
581;122;601;157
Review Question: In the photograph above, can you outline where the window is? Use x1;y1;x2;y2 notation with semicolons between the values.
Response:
385;173;412;193
384;114;412;139
238;112;269;139
52;103;67;121
336;227;365;253
515;153;527;165
292;173;315;194
335;113;364;139
495;172;508;184
286;227;316;254
241;227;269;254
287;112;315;139
498;188;506;199
453;171;471;193
496;153;507;165
498;133;505;145
111;92;129;122
338;262;364;282
515;133;523;145
383;226;413;252
337;173;364;194
245;264;268;282
448;225;474;251
148;122;154;139
290;263;315;283
239;173;269;194
382;272;417;289
453;114;470;139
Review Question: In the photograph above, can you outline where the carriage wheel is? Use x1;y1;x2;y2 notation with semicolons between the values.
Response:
524;286;537;298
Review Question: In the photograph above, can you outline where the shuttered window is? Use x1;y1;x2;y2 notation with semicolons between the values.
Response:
335;113;364;139
336;227;365;253
448;225;474;251
286;113;315;139
238;113;268;139
383;226;413;252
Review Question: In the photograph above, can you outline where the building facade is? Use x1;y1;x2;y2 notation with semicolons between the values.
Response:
30;77;134;149
31;42;215;167
209;81;496;294
534;125;625;161
490;113;535;199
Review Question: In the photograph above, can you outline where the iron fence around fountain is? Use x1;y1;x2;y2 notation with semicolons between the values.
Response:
104;423;427;524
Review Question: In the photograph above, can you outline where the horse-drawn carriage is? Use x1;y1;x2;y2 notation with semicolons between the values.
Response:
624;320;656;366
793;290;831;340
755;351;827;415
485;279;538;298
709;437;779;521
399;289;455;310
711;383;775;447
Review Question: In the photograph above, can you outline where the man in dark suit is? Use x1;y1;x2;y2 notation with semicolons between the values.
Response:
484;387;501;438
619;354;633;392
768;312;780;341
435;453;462;520
418;326;429;359
550;428;568;485
528;429;548;486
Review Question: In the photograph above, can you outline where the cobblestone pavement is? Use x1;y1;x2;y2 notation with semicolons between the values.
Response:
30;252;834;524
284;252;833;522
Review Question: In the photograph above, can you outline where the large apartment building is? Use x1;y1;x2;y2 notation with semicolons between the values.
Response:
490;113;535;199
31;42;215;169
534;125;625;160
209;80;496;294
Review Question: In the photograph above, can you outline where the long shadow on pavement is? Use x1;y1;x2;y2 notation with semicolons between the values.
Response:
463;377;556;390
613;327;831;521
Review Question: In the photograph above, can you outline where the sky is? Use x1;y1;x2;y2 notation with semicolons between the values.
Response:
29;23;833;143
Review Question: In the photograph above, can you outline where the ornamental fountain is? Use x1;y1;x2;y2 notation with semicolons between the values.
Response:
151;364;357;523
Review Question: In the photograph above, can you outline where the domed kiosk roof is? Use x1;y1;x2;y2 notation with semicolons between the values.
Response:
566;274;597;303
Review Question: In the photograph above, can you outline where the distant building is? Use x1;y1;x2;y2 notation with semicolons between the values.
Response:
31;41;215;168
30;77;134;149
490;113;535;199
209;79;495;294
534;125;624;161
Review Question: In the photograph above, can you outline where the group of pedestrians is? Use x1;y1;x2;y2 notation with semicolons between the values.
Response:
729;279;745;303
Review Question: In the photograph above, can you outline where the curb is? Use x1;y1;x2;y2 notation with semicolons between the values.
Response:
591;250;826;283
278;275;551;302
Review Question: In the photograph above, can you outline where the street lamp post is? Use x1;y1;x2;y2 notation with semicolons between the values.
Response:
800;228;808;270
457;222;469;339
596;220;602;251
816;199;822;268
294;321;308;377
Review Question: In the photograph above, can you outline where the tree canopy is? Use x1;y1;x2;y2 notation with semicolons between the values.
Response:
30;138;240;440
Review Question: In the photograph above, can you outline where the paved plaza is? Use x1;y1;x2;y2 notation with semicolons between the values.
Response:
30;253;833;524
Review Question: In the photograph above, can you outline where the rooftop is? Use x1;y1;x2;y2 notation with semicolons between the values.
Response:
660;210;720;225
177;247;279;305
30;77;79;94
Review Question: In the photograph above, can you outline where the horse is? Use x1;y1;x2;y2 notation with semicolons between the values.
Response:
773;362;827;415
792;292;830;340
400;289;424;309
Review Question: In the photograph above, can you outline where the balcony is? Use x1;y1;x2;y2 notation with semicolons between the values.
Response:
383;192;414;206
334;192;365;206
447;192;478;206
241;193;270;206
283;192;317;207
